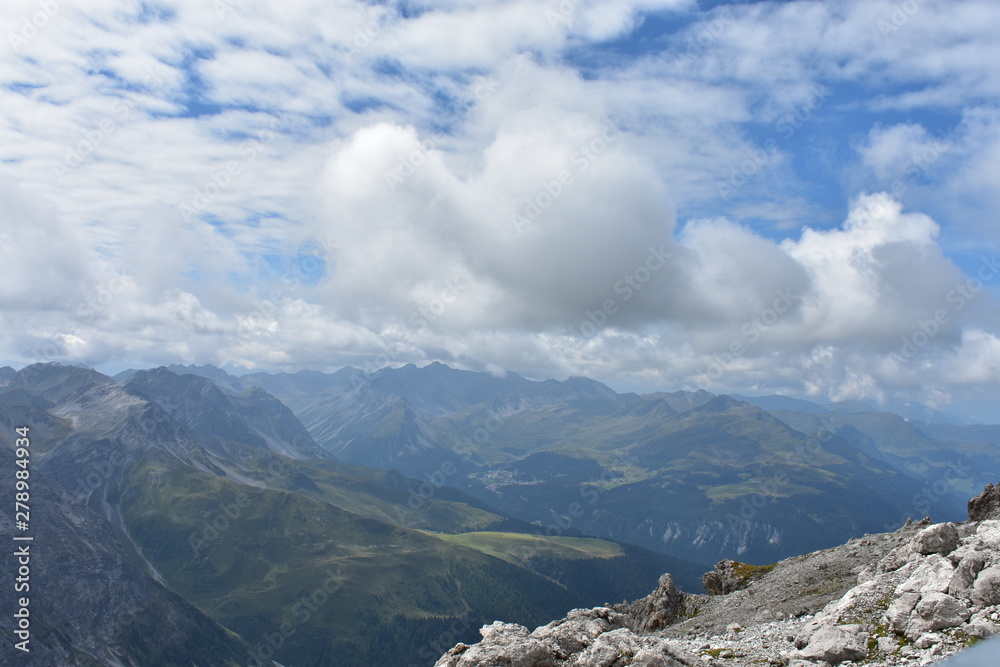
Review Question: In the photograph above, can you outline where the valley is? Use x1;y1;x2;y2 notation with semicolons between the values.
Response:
2;360;998;665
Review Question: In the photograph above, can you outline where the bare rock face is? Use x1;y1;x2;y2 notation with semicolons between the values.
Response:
433;609;701;667
912;522;959;556
907;592;971;637
628;574;687;631
949;553;987;599
434;621;558;667
971;565;1000;608
968;483;1000;521
435;488;1000;667
702;559;754;596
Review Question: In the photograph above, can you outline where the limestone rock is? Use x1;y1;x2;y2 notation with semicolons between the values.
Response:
876;635;900;654
912;523;959;556
878;542;916;573
532;607;627;656
434;621;558;667
702;559;762;596
794;624;868;665
972;566;1000;608
886;592;921;634
964;619;1000;639
949;553;987;600
968;483;1000;521
631;574;686;631
906;592;971;638
898;555;956;595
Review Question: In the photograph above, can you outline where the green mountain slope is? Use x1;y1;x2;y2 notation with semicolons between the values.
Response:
8;363;703;666
208;362;998;565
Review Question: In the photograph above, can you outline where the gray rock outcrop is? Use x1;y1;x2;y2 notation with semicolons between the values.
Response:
434;608;700;667
913;522;960;555
702;559;750;596
436;484;1000;667
620;574;687;631
968;482;1000;521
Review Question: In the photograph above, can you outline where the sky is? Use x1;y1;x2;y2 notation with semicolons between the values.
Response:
1;0;1000;422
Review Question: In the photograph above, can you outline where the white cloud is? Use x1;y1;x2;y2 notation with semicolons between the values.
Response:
0;0;998;419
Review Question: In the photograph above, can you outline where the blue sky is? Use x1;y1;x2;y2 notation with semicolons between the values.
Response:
2;0;1000;421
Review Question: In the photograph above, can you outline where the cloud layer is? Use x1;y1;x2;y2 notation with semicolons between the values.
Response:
1;0;998;420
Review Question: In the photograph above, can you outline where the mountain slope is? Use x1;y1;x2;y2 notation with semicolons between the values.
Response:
0;417;251;666
4;363;704;666
207;362;1000;565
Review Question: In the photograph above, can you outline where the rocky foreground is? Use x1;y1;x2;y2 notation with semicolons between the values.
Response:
434;485;1000;666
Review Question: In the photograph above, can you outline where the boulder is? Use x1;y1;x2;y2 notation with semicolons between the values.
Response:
968;483;1000;521
898;554;955;595
964;620;1000;639
569;629;698;667
906;592;971;637
434;622;558;667
971;566;1000;608
886;592;920;634
532;607;626;656
949;553;987;600
572;628;640;667
912;523;960;556
795;624;868;665
876;636;900;654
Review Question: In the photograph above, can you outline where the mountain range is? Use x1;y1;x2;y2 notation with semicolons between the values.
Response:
161;361;1000;564
0;363;699;666
2;360;999;665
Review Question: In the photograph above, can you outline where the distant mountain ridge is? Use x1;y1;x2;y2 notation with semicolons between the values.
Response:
143;362;1000;565
1;362;702;666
